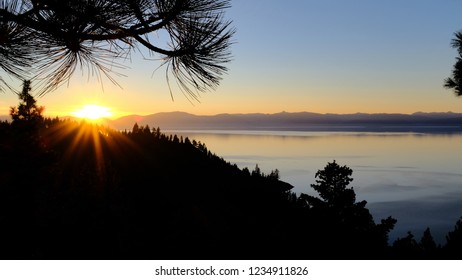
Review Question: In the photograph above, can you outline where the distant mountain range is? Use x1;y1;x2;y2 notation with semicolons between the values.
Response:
2;111;462;132
107;111;462;132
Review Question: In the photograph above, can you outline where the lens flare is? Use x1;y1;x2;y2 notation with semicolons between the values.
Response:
72;104;113;120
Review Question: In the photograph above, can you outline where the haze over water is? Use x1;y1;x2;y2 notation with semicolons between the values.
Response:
170;130;462;244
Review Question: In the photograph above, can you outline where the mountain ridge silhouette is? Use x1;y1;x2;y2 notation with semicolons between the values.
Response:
106;111;462;132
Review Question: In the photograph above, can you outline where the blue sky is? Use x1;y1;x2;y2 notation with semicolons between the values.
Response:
2;0;462;117
222;0;462;113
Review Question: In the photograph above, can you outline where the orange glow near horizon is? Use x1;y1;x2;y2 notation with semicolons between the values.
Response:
71;104;113;120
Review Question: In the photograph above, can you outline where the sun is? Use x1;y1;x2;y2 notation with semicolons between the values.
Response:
72;104;113;120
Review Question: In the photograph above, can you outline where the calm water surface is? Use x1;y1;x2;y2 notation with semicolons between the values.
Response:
169;130;462;243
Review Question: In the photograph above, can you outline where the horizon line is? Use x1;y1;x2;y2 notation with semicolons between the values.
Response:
2;110;462;120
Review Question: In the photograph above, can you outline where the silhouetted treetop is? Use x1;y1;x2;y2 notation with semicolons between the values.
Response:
10;80;44;124
445;217;462;258
0;0;235;97
445;31;462;96
420;227;438;256
297;161;396;256
311;160;356;208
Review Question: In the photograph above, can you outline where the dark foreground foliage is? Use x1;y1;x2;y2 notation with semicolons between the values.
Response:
1;117;462;259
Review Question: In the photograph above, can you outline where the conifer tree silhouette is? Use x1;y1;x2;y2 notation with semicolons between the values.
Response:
445;32;462;96
10;80;44;124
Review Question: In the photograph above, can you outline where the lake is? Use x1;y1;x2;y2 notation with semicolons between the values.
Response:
168;130;462;244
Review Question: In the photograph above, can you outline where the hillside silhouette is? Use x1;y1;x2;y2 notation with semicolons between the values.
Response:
1;90;462;259
0;115;391;259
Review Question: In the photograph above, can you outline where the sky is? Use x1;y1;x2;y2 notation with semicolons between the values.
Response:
2;0;462;117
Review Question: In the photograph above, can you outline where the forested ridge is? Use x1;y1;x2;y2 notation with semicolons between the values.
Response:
1;106;462;259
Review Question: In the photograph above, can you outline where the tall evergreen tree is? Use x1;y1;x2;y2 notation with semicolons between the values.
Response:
10;80;44;125
309;160;357;209
420;227;437;258
298;161;396;257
